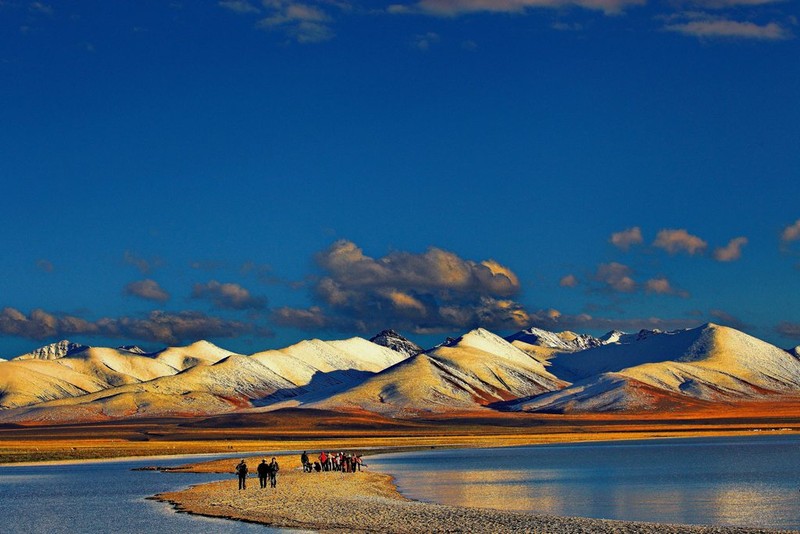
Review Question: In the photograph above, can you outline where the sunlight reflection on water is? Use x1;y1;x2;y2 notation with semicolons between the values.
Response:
369;435;800;530
0;454;303;534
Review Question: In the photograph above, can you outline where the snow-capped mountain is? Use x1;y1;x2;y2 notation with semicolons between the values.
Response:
117;345;149;355
12;340;89;361
309;328;566;417
249;336;410;405
505;324;800;413
505;327;602;352
0;335;410;423
0;347;193;409
369;329;424;359
2;324;799;422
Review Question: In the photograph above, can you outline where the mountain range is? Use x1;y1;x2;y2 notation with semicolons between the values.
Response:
1;323;799;424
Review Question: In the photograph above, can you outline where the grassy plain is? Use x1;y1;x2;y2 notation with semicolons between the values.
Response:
2;401;800;465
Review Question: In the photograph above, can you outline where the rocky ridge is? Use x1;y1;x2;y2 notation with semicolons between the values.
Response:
369;329;424;358
12;340;89;361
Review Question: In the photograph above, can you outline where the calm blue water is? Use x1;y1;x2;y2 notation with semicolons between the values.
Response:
369;434;800;530
0;454;307;534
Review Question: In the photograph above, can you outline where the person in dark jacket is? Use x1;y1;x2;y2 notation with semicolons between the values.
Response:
257;459;269;488
268;457;279;488
301;451;309;472
235;460;248;490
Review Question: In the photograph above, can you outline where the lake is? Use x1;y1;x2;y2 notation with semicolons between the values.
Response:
368;433;800;530
0;453;307;534
1;435;798;532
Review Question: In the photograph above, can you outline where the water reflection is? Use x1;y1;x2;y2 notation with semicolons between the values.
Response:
0;454;306;534
370;435;800;530
712;484;788;528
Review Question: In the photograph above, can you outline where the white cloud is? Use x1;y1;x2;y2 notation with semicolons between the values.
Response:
594;262;637;293
29;2;53;16
666;18;790;40
688;0;784;8
781;219;800;243
36;259;54;273
714;236;748;262
219;0;261;13
653;228;708;255
123;251;163;274
560;274;579;287
125;279;170;302
610;226;644;251
403;0;646;17
192;280;267;310
258;1;337;43
411;31;440;50
645;276;690;298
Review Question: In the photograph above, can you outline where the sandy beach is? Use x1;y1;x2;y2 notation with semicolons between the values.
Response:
153;453;793;534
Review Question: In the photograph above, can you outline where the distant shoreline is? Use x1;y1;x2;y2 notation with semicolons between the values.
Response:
3;423;799;466
152;450;792;534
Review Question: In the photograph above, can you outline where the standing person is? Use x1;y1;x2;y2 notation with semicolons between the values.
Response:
268;457;280;488
319;451;328;471
235;460;248;490
257;459;269;489
301;451;309;472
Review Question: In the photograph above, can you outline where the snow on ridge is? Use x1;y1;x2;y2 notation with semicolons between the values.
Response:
13;340;89;361
548;325;706;382
509;323;800;413
506;326;602;352
369;329;423;358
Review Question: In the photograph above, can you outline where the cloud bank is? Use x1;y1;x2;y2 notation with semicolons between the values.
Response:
272;240;530;333
0;307;267;345
777;321;800;341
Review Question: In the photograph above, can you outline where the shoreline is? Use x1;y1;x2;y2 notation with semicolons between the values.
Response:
3;423;798;467
152;450;794;534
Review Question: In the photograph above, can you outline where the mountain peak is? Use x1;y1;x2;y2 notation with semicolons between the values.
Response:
369;330;424;358
13;340;89;361
507;326;602;352
117;345;148;355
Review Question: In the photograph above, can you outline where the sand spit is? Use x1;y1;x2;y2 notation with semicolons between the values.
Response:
153;455;790;534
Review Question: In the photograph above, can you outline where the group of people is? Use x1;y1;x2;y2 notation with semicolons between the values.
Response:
233;450;364;490
234;457;279;490
300;450;363;473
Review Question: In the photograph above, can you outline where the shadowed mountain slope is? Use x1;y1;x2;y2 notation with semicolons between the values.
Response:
506;324;800;413
0;336;409;423
0;345;204;409
309;328;566;417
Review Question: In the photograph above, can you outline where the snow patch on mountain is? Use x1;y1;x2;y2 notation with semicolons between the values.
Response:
12;340;89;361
508;324;800;413
369;330;423;359
310;328;566;416
117;345;149;355
506;327;602;352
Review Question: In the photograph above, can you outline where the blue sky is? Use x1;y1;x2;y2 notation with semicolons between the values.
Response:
1;0;799;356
